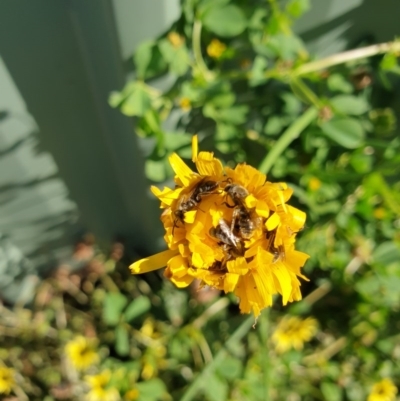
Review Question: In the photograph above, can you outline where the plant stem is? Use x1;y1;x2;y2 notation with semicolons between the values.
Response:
192;20;213;81
258;106;319;175
295;40;400;76
180;315;254;401
258;311;270;401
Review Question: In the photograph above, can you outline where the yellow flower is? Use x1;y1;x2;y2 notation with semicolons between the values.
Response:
65;336;99;371
308;177;321;191
85;371;120;401
0;366;15;395
272;316;318;353
124;389;140;400
167;32;184;48
373;207;386;220
368;378;397;401
207;39;227;59
130;135;309;317
179;97;191;111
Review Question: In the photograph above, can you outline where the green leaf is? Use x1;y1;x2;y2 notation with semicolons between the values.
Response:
216;356;242;380
373;242;400;266
159;39;190;76
108;91;124;108
134;41;154;79
115;325;130;356
286;0;310;18
121;84;152;117
134;41;167;79
250;56;268;87
203;374;228;401
124;296;151;323
268;33;305;60
282;92;302;115
264;116;285;136
219;105;249;124
350;151;372;173
145;159;167;182
216;123;239;141
203;5;247;37
331;95;369;115
321;382;342;401
169;46;190;76
321;118;365;148
136;378;166;401
327;73;353;93
103;292;127;326
209;92;236;108
380;53;398;71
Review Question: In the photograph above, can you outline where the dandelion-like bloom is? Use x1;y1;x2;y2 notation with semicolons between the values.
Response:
272;316;318;353
0;366;15;395
130;136;309;317
167;32;184;48
207;39;227;59
368;379;397;401
65;336;99;371
124;389;140;400
85;371;120;401
179;97;192;112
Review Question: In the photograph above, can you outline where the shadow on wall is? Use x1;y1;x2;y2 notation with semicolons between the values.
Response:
0;109;84;304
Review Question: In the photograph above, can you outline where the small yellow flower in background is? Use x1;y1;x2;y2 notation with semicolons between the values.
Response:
368;378;397;401
373;207;386;220
0;366;15;394
207;39;227;59
85;371;120;401
130;135;309;317
65;336;99;371
272;316;318;353
167;32;184;48
308;177;321;191
124;389;140;401
179;97;192;111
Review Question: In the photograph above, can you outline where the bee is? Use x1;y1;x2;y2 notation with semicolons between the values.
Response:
224;182;259;239
231;204;261;240
265;230;286;262
223;182;249;207
209;218;244;258
173;178;219;232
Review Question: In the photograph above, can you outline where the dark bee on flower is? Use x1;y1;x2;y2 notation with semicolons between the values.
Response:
266;230;286;262
173;178;219;232
223;182;249;207
223;181;260;240
209;218;244;258
231;204;261;240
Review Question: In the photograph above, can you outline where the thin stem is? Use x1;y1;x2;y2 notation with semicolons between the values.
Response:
258;311;270;401
295;40;400;76
180;315;254;401
258;106;319;175
192;20;213;81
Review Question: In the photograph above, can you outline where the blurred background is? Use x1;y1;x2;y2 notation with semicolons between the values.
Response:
0;0;400;400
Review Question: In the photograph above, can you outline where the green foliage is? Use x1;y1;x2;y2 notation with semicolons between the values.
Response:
107;4;400;398
3;2;400;401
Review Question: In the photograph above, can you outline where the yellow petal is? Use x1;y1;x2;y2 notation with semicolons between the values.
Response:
224;273;240;292
184;210;197;223
130;249;179;274
255;200;270;218
195;151;224;177
265;213;280;231
169;153;194;187
244;194;257;208
271;263;292;305
192;134;198;162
